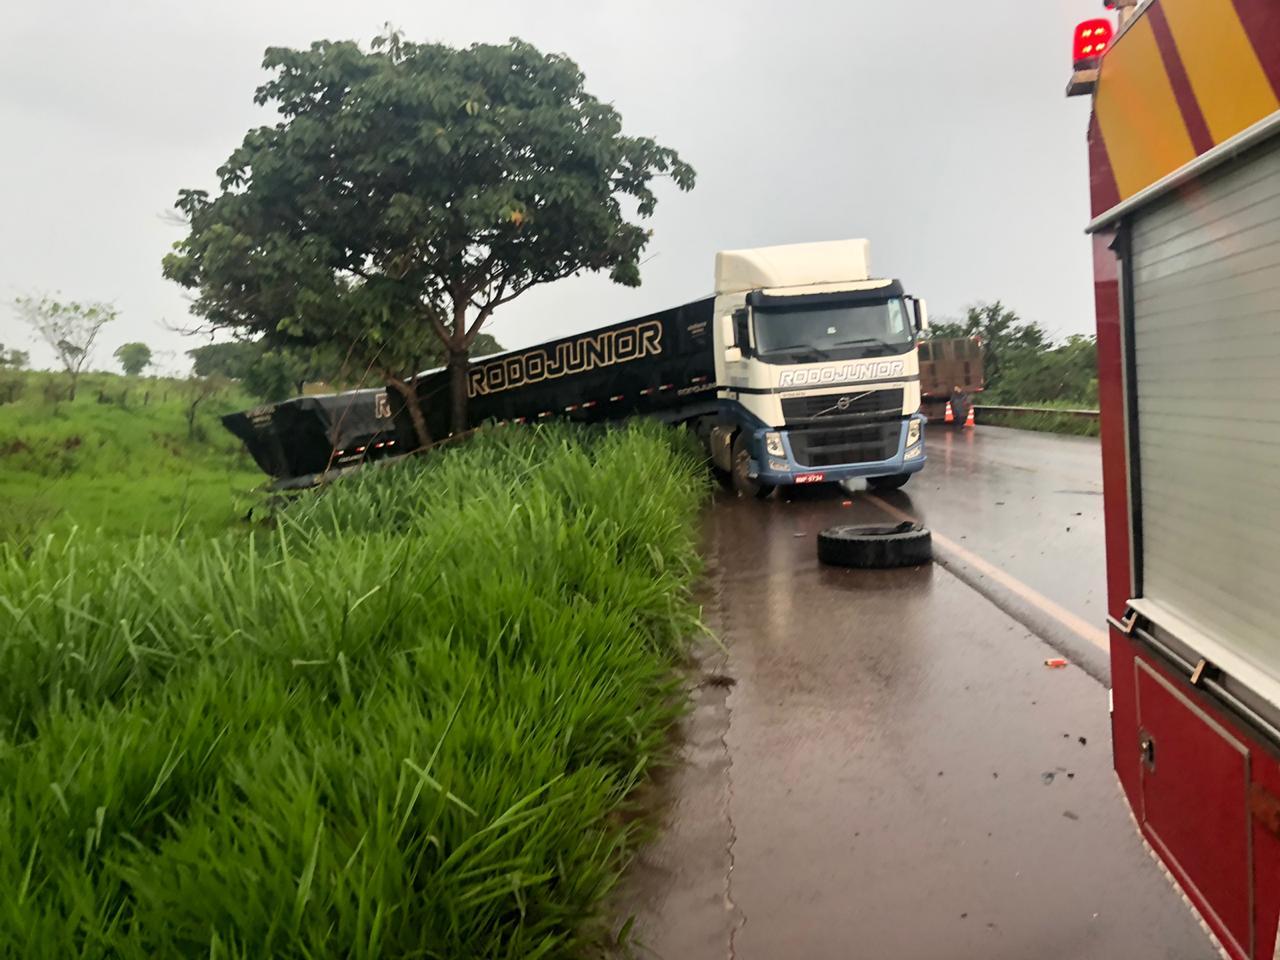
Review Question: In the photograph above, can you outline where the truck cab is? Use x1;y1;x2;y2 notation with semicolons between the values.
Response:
708;239;928;495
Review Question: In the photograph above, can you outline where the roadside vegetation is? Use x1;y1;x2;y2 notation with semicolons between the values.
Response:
0;369;261;541
932;302;1099;435
0;423;707;958
971;400;1100;437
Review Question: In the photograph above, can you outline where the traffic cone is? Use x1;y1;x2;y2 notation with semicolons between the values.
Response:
964;405;976;428
944;401;954;423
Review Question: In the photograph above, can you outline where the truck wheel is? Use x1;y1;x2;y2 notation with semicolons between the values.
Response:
817;522;932;568
732;434;774;499
712;464;734;491
868;472;911;491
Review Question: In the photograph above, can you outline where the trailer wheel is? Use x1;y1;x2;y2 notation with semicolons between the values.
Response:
817;522;932;568
732;434;774;499
867;472;912;492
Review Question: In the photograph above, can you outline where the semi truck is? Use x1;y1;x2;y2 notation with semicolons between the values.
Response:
393;238;930;496
1068;4;1280;957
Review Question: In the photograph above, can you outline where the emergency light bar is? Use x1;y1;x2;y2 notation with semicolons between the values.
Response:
1073;18;1113;69
1065;17;1114;98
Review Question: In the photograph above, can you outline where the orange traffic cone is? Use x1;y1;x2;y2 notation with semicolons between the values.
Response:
964;405;976;428
944;401;954;423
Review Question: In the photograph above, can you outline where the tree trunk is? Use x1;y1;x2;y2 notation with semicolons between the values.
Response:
447;350;469;436
385;375;433;451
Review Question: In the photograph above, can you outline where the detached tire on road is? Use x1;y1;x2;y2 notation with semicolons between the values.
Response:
817;521;933;568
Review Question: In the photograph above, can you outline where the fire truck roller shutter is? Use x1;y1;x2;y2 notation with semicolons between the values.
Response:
1128;132;1280;703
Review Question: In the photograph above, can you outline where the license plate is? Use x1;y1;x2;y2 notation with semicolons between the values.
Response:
795;473;826;484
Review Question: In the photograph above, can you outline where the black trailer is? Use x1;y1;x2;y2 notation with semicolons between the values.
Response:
391;297;718;442
222;388;400;485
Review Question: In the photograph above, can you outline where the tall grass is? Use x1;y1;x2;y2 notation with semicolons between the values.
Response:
0;423;708;958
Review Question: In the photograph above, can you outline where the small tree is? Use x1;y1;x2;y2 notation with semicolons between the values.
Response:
163;32;694;446
14;296;116;400
114;342;153;376
0;344;28;369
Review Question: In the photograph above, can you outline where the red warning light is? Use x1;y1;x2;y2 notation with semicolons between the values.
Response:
1073;18;1113;67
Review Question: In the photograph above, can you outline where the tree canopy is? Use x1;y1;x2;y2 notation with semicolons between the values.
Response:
163;32;694;444
114;342;153;376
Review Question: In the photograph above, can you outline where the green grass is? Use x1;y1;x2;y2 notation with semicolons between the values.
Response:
0;371;263;541
0;422;708;958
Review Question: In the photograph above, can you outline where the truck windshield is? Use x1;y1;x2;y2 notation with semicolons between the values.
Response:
753;298;913;359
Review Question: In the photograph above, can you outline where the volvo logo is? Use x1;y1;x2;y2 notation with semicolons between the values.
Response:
816;391;872;418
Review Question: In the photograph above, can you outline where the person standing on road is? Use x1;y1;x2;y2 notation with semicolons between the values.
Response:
950;384;971;428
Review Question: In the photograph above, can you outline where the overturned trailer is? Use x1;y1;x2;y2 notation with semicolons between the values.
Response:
391;298;718;440
221;388;400;488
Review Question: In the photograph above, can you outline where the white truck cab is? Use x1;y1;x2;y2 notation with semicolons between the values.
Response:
708;239;928;495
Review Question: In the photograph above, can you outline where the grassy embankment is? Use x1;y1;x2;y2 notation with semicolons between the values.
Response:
0;416;708;958
978;399;1100;438
0;370;263;542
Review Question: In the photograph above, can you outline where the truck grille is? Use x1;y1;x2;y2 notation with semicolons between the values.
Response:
789;422;901;467
781;388;903;423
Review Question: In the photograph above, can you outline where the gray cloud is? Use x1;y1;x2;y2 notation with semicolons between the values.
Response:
0;0;1095;374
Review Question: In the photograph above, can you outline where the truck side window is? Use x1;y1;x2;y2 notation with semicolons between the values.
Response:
734;309;750;354
919;342;933;361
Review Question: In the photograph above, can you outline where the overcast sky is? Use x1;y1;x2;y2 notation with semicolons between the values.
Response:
0;0;1095;376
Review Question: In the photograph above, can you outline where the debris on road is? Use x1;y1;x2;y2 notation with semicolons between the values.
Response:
817;522;932;568
1041;771;1056;785
1063;810;1080;821
1044;658;1069;669
699;674;737;689
1078;736;1087;746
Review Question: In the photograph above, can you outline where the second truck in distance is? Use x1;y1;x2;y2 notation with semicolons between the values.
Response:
397;238;930;496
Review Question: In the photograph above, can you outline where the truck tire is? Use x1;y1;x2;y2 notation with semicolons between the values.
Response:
867;472;912;492
732;433;775;499
817;522;932;568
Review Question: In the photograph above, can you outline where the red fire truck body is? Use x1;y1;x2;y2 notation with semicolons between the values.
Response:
1082;3;1280;957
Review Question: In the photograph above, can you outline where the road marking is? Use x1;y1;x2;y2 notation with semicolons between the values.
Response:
865;494;1110;652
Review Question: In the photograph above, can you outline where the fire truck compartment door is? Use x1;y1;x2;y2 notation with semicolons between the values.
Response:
1129;132;1280;709
1135;659;1252;956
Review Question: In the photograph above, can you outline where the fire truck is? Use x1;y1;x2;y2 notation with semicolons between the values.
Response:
1069;2;1280;957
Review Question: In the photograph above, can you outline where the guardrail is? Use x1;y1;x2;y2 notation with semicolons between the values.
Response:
974;404;1100;421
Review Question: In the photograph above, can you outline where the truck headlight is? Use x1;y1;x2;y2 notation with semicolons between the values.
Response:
906;420;922;447
765;432;785;457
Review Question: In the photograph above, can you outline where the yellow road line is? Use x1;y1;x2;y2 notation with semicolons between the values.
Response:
865;494;1110;652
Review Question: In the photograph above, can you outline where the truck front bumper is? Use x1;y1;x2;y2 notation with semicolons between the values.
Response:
748;414;927;486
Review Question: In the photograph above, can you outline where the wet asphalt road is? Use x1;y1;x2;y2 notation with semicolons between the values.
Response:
613;426;1218;960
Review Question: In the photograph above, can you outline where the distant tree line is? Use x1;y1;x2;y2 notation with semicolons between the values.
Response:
930;302;1097;407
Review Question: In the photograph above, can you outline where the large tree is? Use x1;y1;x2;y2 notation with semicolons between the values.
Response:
163;33;694;446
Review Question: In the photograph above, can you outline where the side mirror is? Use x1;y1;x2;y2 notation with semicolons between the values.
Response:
913;297;929;333
725;346;743;364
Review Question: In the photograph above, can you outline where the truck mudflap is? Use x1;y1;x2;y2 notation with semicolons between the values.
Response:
746;414;926;485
